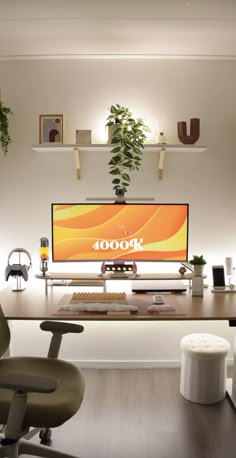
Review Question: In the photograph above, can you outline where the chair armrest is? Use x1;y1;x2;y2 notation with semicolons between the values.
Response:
0;371;58;393
40;321;84;359
40;321;84;334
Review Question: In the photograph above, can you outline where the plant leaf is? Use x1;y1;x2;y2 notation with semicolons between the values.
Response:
124;151;133;158
122;173;130;182
109;168;120;175
111;137;121;144
110;146;121;154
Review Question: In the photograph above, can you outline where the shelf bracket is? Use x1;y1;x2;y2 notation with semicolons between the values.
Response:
74;147;81;179
158;147;166;179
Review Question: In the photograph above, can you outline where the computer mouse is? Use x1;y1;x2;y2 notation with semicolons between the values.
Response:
152;295;165;304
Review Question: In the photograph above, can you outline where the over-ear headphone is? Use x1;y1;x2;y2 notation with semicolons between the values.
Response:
5;248;32;282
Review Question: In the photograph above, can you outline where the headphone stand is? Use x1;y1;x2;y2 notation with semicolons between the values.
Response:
5;248;32;292
12;275;25;292
11;251;25;291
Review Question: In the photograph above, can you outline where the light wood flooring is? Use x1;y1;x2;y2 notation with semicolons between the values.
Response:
23;368;236;458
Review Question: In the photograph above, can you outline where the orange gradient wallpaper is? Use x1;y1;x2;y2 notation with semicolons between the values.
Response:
52;204;189;262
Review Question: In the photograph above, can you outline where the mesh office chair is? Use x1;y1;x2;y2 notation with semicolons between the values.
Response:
0;305;85;458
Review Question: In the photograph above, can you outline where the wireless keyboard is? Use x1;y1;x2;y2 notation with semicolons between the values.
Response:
70;292;127;303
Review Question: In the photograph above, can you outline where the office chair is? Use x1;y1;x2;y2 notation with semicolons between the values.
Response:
0;305;85;457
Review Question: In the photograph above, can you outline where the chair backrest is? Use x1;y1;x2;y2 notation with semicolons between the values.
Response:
0;305;10;357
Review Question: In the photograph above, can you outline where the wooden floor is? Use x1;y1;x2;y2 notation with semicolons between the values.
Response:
24;368;236;458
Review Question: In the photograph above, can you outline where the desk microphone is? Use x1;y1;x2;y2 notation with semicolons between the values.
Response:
40;237;49;276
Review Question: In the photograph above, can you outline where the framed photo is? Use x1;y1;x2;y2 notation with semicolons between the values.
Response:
39;114;64;144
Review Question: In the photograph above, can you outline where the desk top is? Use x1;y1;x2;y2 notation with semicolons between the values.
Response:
1;284;236;321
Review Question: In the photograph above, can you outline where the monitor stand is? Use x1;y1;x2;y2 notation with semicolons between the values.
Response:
12;275;25;292
100;261;139;278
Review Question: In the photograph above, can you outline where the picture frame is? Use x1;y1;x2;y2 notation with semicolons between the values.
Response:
39;114;64;144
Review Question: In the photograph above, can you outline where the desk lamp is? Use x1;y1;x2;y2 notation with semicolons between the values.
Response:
40;237;49;276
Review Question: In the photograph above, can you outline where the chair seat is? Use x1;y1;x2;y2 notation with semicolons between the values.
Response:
0;356;85;428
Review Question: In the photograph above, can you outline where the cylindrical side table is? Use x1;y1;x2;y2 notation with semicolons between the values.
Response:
180;333;230;404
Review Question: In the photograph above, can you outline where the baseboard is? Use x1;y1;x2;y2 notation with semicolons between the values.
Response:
70;358;234;369
71;360;182;369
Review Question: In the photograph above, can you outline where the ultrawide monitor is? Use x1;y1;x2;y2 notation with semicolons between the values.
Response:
51;203;189;263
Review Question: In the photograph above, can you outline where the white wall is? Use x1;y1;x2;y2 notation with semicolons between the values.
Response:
0;58;236;365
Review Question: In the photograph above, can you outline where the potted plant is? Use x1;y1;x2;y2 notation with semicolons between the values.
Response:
0;100;12;155
189;255;207;276
106;104;150;195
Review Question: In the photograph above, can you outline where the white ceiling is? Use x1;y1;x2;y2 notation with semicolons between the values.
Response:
0;0;236;60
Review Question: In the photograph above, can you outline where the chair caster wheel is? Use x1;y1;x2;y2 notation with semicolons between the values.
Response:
39;428;52;443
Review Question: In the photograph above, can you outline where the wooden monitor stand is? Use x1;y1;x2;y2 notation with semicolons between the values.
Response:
35;271;200;295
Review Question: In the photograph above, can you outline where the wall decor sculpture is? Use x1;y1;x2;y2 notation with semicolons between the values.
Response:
177;118;200;144
76;130;92;144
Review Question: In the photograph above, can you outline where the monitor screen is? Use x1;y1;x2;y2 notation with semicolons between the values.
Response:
51;203;189;262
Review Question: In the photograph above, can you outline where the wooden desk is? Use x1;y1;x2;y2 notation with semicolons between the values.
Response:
0;282;235;321
1;284;236;407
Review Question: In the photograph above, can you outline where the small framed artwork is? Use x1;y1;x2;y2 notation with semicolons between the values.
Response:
39;114;64;144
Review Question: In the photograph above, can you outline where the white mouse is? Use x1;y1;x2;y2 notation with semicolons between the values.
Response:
152;295;165;304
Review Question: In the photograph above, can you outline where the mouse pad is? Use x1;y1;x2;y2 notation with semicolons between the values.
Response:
57;293;187;316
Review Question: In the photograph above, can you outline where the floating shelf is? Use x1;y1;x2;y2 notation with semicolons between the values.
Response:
32;143;207;180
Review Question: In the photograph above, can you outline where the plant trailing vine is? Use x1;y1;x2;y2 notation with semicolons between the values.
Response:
106;104;150;193
0;100;12;155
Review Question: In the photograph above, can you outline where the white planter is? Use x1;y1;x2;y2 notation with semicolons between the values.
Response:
193;264;204;276
107;124;121;144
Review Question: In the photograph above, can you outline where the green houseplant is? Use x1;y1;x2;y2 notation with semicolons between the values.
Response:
189;255;207;276
106;104;150;194
0;100;12;155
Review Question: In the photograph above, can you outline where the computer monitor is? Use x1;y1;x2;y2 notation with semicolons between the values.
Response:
51;203;189;263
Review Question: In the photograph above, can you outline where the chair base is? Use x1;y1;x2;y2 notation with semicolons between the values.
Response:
0;438;80;458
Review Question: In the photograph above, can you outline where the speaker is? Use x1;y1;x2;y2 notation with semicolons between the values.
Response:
5;248;32;282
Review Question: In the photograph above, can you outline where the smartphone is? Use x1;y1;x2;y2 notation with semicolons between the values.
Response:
212;265;226;290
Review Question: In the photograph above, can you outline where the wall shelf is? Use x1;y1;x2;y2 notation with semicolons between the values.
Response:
32;143;207;180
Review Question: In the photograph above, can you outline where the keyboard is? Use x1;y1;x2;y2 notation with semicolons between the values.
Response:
70;292;127;303
132;280;187;293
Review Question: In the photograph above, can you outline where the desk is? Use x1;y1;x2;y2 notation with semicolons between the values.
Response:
0;283;235;321
1;284;236;405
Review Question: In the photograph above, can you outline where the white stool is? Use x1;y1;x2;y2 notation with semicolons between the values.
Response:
180;333;230;404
